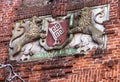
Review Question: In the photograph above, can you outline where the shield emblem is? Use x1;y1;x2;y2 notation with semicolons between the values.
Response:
46;20;68;47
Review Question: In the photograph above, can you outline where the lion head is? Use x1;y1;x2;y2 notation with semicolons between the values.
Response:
79;7;92;30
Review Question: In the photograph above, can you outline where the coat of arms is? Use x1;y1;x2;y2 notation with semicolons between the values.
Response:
9;4;109;61
47;21;68;47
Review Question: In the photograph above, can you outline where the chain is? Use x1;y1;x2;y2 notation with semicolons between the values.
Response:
0;64;25;82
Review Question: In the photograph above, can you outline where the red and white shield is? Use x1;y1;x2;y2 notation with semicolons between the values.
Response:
46;20;68;47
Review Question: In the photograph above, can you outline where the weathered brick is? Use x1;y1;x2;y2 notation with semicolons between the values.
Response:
0;0;120;82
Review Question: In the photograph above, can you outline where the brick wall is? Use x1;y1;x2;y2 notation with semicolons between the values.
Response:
0;0;120;82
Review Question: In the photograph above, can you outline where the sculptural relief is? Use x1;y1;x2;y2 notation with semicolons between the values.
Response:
9;16;42;60
9;5;109;61
69;7;106;53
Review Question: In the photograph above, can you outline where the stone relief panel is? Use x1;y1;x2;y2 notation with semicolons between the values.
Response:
9;4;109;61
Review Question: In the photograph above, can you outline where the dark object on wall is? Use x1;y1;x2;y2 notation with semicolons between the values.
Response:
108;60;114;68
0;64;25;82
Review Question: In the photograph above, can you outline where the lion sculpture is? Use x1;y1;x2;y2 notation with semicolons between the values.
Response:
70;7;106;53
9;16;41;59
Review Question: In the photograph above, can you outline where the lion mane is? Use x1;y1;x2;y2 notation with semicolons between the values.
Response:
78;7;91;30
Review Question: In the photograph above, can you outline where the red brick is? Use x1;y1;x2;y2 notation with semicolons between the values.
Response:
0;0;119;82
